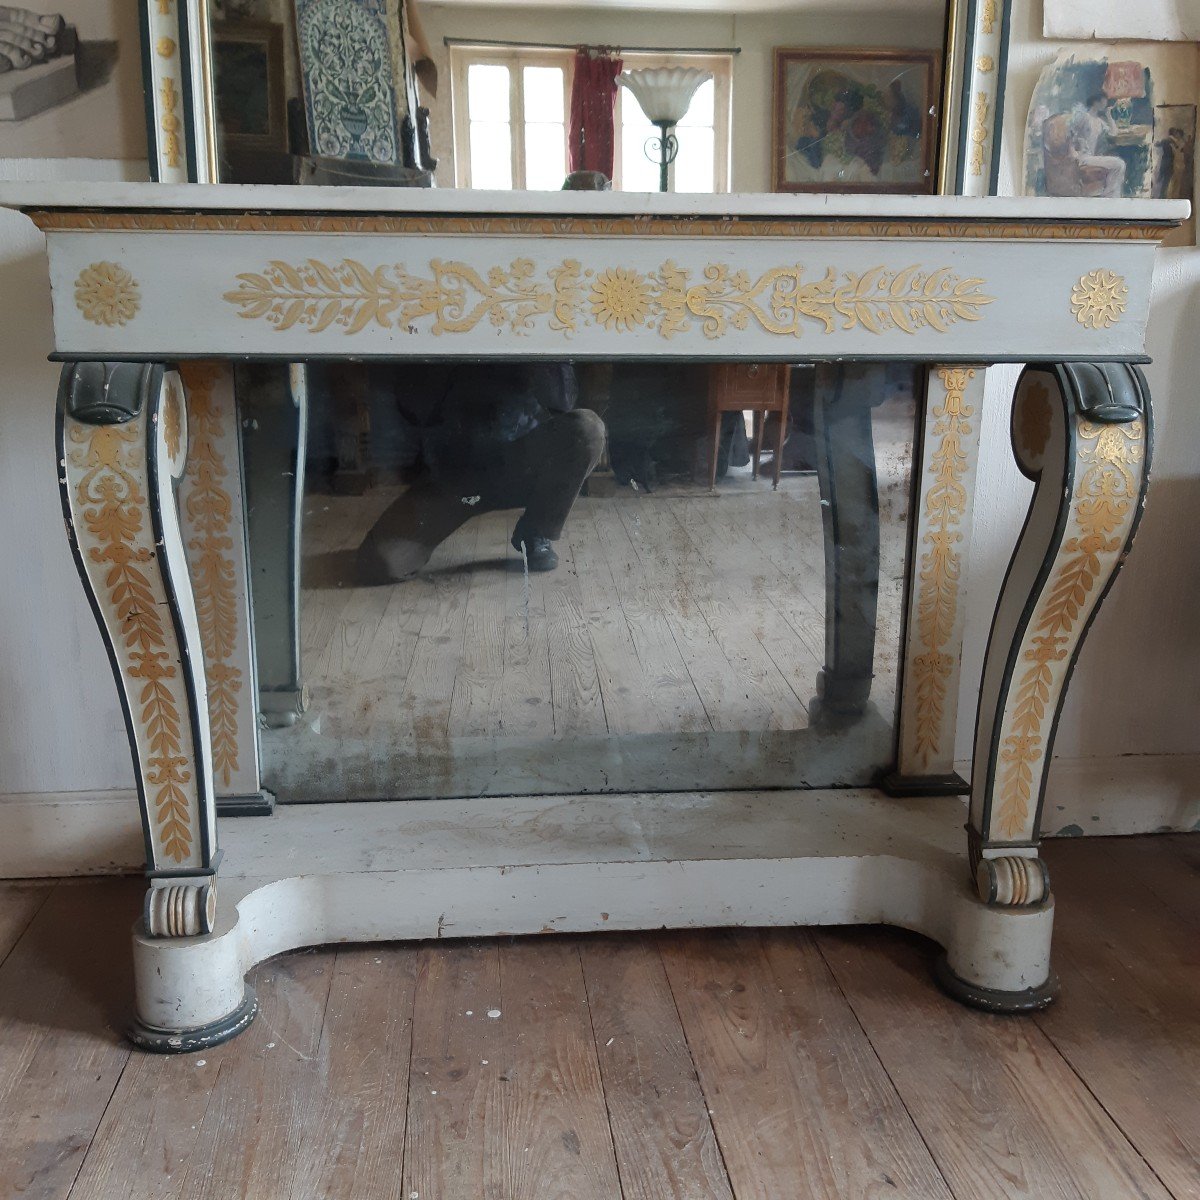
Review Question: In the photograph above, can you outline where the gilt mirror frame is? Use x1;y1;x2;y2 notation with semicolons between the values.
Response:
140;0;1010;197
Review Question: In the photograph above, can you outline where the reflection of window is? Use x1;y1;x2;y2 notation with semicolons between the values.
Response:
449;46;731;192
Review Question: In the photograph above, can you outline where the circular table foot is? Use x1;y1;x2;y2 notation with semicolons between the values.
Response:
934;953;1059;1013
127;985;258;1054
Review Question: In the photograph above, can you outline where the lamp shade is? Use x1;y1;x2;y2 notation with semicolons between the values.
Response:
619;67;711;125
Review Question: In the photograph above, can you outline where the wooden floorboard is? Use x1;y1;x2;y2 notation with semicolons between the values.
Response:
660;928;954;1200
0;881;51;965
0;880;139;1200
1034;839;1200;1200
817;925;1173;1200
579;935;734;1200
1;836;1197;1199
404;939;622;1200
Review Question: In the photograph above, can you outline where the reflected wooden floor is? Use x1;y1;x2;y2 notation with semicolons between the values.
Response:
269;457;909;800
1;835;1197;1198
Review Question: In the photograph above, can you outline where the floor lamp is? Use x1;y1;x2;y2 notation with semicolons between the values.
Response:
618;67;712;192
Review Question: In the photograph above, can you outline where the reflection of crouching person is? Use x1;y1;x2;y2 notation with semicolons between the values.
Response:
358;363;605;583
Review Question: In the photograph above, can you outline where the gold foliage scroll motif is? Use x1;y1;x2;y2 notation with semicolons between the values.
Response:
223;258;995;340
179;365;242;788
69;420;193;862
995;418;1144;839
912;368;975;765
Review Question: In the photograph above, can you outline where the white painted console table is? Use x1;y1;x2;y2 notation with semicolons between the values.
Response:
1;183;1184;1050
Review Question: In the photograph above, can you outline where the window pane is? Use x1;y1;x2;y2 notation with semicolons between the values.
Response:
470;120;513;188
679;77;714;127
523;66;564;122
525;122;566;190
620;108;662;191
468;64;510;121
673;124;715;192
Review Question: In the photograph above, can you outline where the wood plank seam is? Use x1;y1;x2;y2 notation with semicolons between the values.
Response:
652;937;739;1195
810;934;959;1199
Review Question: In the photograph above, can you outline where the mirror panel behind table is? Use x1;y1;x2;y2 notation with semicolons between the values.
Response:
209;0;948;802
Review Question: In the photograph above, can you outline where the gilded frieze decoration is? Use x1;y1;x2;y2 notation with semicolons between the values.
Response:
74;261;140;327
223;257;995;340
969;91;990;178
1070;269;1128;329
159;76;182;170
995;417;1144;838
912;368;975;764
32;211;1173;242
179;364;242;788
68;419;193;862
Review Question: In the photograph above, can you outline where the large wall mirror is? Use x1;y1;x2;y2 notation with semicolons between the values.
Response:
138;0;1009;805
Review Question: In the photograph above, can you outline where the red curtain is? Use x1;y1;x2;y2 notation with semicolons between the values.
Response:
568;48;623;178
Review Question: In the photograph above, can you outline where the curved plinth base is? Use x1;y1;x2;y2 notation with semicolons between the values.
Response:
128;792;1057;1050
935;954;1059;1013
128;986;258;1054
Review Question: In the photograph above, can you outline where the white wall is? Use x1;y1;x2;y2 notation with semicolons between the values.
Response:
422;3;946;191
0;159;147;797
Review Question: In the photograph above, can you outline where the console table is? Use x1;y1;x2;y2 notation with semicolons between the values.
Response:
2;183;1183;1050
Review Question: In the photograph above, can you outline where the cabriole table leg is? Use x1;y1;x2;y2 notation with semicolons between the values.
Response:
939;361;1152;1011
56;361;257;1051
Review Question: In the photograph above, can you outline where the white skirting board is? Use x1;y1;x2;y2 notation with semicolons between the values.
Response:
1;755;1198;879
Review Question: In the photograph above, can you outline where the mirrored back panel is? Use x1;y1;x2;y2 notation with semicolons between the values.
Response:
243;358;919;802
205;0;951;196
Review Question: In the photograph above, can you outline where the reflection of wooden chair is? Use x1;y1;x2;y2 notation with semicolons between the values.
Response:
707;363;792;489
1042;113;1111;197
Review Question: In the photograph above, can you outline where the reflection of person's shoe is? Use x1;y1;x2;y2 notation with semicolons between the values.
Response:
511;533;558;572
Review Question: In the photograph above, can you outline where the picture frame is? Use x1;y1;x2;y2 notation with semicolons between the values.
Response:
211;20;288;157
772;47;941;194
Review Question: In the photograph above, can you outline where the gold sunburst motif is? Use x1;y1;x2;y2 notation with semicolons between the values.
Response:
68;418;193;863
994;417;1144;838
911;368;975;763
225;257;994;341
74;262;141;327
179;364;242;788
1070;269;1128;329
589;267;652;331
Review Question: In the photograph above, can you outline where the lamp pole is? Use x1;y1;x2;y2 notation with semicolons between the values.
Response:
647;119;679;192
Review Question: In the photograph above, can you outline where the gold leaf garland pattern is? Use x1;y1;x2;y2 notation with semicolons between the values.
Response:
69;419;193;863
911;368;975;764
994;417;1144;838
223;257;995;340
180;364;242;787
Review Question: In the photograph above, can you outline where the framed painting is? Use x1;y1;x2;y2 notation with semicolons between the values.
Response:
773;47;940;194
212;21;287;155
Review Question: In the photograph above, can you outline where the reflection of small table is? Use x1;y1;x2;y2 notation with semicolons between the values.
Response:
707;363;792;489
